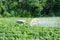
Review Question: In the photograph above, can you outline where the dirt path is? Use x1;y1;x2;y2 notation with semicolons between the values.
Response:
30;17;60;27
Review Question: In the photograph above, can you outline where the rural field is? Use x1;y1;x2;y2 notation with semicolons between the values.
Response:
0;17;60;40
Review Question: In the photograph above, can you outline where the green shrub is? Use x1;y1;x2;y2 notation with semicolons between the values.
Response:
3;11;11;17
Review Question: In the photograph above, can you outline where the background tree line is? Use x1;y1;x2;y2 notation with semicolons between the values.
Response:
0;0;60;17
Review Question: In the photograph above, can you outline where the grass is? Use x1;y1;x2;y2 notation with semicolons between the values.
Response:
0;17;60;40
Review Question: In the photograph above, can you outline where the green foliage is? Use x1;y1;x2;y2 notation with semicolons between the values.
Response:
0;15;2;18
10;10;15;17
41;0;60;17
21;0;47;17
3;11;11;17
0;0;60;17
0;18;60;40
22;10;31;17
